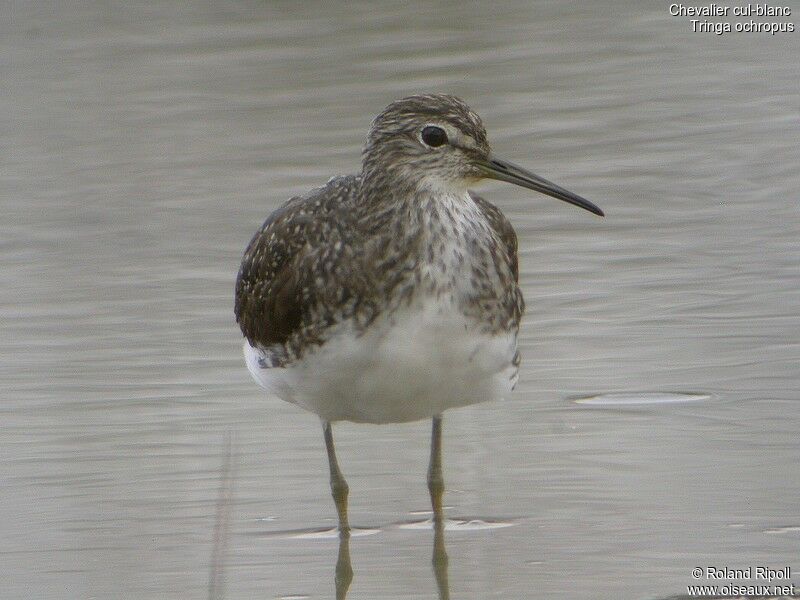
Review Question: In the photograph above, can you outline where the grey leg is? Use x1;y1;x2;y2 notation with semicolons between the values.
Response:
427;415;450;599
323;420;350;535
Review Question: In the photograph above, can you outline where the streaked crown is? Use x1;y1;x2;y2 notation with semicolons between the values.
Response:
361;94;492;189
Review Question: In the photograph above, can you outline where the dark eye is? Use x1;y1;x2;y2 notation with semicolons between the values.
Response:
421;126;448;148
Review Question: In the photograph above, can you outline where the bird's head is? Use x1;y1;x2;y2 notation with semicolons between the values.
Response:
362;94;603;216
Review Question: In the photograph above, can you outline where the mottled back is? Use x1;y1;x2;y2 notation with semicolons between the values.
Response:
235;176;378;361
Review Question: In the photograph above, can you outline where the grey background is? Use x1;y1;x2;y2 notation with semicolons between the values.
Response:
2;2;798;599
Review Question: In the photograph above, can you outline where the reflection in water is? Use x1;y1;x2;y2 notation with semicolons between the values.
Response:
431;517;451;600
208;434;235;600
334;531;353;600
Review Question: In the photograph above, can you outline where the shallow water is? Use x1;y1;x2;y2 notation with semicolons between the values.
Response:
2;2;799;599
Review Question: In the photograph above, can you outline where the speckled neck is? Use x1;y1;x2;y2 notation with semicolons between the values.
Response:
354;178;517;334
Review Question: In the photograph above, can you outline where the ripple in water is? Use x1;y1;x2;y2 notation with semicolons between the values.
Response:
397;517;516;531
248;526;380;540
288;526;380;540
574;392;711;406
763;525;800;534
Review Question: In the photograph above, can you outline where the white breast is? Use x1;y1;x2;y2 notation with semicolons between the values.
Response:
244;296;518;423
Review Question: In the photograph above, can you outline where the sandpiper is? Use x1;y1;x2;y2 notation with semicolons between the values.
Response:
235;94;603;532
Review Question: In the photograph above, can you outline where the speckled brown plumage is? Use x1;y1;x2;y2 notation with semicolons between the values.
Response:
235;94;525;369
234;93;603;525
235;181;523;365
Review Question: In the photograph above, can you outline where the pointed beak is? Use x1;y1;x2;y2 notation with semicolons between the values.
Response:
477;154;604;217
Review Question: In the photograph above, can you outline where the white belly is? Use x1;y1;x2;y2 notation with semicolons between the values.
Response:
244;299;518;423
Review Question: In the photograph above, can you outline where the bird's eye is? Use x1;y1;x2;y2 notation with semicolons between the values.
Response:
421;126;448;148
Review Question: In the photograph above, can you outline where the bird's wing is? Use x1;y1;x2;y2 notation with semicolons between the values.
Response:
235;175;367;352
469;191;520;282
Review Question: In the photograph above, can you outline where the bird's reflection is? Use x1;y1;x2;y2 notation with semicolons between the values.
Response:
334;530;353;600
330;511;451;600
332;416;451;599
431;513;450;600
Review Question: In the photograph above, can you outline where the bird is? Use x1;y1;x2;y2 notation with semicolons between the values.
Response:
234;94;603;534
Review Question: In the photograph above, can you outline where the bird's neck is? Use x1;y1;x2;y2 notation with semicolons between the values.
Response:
357;169;472;234
356;175;492;302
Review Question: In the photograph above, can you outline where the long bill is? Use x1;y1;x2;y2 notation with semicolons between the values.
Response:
477;155;604;217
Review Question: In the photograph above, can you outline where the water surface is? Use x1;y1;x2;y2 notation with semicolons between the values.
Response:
2;2;798;599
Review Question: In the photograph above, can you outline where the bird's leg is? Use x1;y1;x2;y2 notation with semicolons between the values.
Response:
427;415;450;599
427;415;445;519
323;420;350;536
